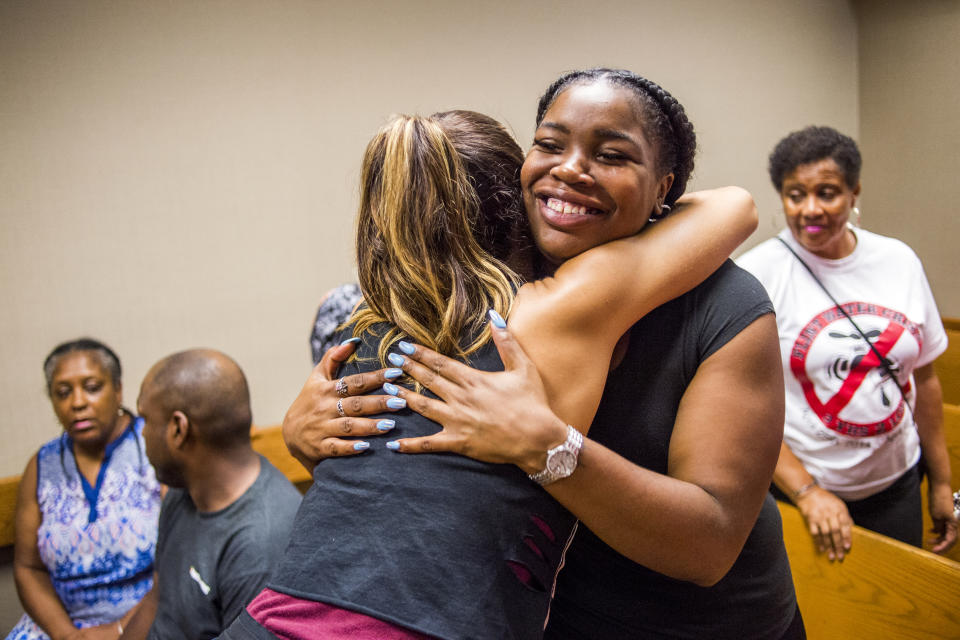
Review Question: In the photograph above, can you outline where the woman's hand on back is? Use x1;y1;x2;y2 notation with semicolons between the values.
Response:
282;340;405;472
377;315;569;475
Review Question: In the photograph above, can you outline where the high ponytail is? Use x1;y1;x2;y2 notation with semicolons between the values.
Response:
351;115;519;364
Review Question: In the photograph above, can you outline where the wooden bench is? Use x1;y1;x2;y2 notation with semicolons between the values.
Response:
937;317;960;405
778;501;960;639
249;425;313;493
0;476;16;551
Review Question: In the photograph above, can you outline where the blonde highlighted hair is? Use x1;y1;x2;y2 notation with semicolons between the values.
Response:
352;113;522;364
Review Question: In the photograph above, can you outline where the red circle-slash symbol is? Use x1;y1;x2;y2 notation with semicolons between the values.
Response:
790;303;921;437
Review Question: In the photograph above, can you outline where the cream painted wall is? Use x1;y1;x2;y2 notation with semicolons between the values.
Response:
0;0;859;480
855;0;959;316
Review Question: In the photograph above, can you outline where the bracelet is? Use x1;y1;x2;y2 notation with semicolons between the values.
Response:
791;481;818;501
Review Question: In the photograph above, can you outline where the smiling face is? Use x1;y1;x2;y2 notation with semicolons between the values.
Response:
780;158;860;259
521;81;674;266
49;351;123;450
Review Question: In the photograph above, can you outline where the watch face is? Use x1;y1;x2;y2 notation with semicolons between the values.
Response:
547;450;576;476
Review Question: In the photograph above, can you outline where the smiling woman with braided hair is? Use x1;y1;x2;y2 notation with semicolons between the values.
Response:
287;69;803;639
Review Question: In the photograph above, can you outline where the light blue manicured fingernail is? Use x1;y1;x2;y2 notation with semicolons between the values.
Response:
384;368;402;380
487;309;507;329
353;441;370;451
386;440;400;450
386;398;406;410
340;337;361;346
398;341;415;355
388;353;405;367
377;419;395;431
383;382;399;396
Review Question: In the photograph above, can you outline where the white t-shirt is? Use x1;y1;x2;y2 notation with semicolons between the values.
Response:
737;227;947;499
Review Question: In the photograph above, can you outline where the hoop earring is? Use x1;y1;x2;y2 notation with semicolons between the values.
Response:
851;206;861;227
650;202;671;222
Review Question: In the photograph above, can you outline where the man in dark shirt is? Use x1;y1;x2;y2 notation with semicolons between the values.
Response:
122;349;301;640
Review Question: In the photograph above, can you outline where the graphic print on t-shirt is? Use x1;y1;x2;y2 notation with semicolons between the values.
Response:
189;565;211;595
790;302;921;437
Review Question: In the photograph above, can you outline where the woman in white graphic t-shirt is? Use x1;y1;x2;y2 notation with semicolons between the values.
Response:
737;125;956;561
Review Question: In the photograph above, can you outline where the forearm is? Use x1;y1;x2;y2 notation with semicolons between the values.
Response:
546;439;753;586
602;186;758;320
119;583;156;640
914;365;951;487
672;187;758;246
772;443;817;501
14;564;79;640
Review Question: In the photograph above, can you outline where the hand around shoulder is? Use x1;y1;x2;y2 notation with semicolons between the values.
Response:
373;315;570;475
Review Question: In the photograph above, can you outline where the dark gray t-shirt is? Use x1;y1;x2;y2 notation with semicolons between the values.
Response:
270;326;577;639
147;456;302;640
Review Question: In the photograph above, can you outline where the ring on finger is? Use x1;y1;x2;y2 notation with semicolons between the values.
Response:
336;377;349;397
337;399;345;417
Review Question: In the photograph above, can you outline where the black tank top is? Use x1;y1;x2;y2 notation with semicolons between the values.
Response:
545;262;799;639
269;325;577;639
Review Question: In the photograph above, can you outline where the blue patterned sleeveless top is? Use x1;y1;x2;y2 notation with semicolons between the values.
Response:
6;416;161;640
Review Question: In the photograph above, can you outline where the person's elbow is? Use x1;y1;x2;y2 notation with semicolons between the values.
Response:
638;532;744;587
670;543;741;587
722;186;759;239
689;554;739;587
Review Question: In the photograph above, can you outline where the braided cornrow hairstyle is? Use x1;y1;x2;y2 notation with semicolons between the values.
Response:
535;68;697;217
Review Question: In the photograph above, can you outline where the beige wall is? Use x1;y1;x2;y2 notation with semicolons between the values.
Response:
0;0;859;479
855;0;960;316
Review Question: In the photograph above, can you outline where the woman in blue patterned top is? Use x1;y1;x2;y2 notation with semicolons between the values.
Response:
8;339;162;640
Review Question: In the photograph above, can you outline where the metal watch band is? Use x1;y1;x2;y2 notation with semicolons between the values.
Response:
528;425;583;486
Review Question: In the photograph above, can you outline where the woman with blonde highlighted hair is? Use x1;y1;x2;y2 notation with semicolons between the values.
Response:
221;104;757;638
351;113;520;366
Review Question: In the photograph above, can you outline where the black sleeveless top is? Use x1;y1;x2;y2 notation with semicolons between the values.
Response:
269;325;577;639
545;261;799;639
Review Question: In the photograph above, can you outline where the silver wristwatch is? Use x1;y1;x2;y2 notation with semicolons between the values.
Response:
528;425;583;486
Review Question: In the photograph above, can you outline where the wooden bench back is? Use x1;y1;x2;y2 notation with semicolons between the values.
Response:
249;425;312;492
778;501;960;639
937;317;960;405
921;402;960;563
0;476;16;551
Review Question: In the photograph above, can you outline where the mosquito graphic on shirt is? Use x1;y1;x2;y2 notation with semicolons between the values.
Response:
827;327;902;407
